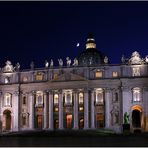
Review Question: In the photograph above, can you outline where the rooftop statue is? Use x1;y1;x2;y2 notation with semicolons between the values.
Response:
121;54;125;64
89;57;93;65
145;55;148;63
50;59;54;67
58;59;63;67
15;62;20;71
66;57;71;67
45;60;49;68
3;60;14;72
30;61;34;70
129;51;142;64
104;56;108;64
73;58;78;66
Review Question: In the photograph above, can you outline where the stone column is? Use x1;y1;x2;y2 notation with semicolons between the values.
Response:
43;91;48;129
29;91;35;129
73;90;78;129
13;91;19;131
49;90;53;130
105;88;111;128
121;86;131;124
143;87;148;131
0;92;2;132
84;89;89;129
91;90;95;129
59;90;63;129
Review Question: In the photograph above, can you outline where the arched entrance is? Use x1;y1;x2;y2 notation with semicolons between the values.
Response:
3;110;11;131
132;105;142;128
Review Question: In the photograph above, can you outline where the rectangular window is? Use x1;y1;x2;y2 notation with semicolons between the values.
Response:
54;94;59;104
36;73;43;81
23;96;26;105
133;88;141;102
79;93;84;104
53;73;58;80
132;67;140;76
112;72;118;77
96;71;103;78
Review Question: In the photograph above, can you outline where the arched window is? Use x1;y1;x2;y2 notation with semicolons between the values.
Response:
36;91;43;105
79;92;83;104
65;93;72;104
4;93;12;107
133;87;141;102
96;89;104;105
54;93;59;104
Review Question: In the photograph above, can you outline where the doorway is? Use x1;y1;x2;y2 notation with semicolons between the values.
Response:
132;109;141;128
3;110;11;131
37;115;43;129
66;114;72;129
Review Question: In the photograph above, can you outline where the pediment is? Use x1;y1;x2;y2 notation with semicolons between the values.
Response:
52;72;86;81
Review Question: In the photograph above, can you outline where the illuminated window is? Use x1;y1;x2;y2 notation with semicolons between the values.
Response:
112;72;118;77
36;91;43;105
95;71;103;78
4;93;12;107
79;92;84;104
36;73;43;81
4;77;10;84
54;107;59;112
132;67;140;76
54;94;59;104
53;73;58;79
23;76;28;82
22;96;27;105
133;87;141;102
79;107;84;111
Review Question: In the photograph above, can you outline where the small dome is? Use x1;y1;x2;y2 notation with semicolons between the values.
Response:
77;34;105;66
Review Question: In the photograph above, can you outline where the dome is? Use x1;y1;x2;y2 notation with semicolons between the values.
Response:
77;34;105;66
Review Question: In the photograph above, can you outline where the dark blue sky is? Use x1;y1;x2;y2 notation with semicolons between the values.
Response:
0;1;148;69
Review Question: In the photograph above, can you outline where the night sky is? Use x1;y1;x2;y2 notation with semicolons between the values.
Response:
0;1;148;69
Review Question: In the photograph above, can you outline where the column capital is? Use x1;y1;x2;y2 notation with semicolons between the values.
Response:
31;90;36;95
143;87;148;91
84;88;89;93
121;86;129;91
105;88;111;93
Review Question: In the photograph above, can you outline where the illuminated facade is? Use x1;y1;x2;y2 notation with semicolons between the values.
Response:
0;34;148;133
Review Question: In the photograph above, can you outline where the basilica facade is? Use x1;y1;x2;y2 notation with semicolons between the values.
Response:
0;34;148;133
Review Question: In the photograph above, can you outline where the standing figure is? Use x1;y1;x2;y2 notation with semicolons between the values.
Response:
45;60;49;68
30;61;34;70
66;57;71;67
50;59;54;67
58;59;63;67
73;58;78;66
104;56;108;64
